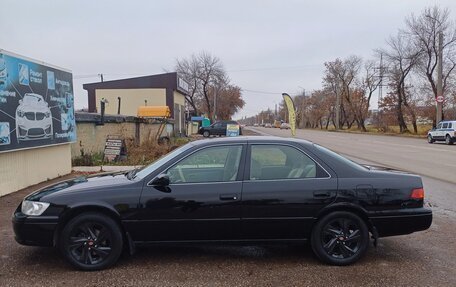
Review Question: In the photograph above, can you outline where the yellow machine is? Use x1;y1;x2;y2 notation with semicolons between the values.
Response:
137;106;171;141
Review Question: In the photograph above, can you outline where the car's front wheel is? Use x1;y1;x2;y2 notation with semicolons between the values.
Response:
427;134;435;144
311;211;369;266
203;131;210;137
445;135;454;145
59;212;123;271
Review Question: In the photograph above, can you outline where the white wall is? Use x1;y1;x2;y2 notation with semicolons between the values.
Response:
0;144;72;197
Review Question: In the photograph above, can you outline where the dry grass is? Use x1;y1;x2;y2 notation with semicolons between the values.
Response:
322;124;432;137
72;137;191;166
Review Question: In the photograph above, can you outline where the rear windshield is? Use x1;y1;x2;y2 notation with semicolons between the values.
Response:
313;144;368;171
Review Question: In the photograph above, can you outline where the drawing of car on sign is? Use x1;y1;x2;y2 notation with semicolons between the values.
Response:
15;93;53;142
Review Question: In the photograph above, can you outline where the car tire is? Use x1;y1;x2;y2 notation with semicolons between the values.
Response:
59;212;123;271
427;134;435;144
311;211;369;266
445;135;454;145
203;131;210;138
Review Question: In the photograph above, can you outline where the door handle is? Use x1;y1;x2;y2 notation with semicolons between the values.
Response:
313;191;331;197
219;194;238;201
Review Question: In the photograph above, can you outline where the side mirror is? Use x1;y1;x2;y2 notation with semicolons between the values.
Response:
150;174;170;186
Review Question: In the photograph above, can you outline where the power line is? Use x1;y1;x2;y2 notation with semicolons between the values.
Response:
227;64;321;73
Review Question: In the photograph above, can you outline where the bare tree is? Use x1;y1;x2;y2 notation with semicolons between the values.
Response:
406;6;456;121
175;55;201;113
381;32;423;133
355;60;381;131
175;52;228;118
323;56;362;129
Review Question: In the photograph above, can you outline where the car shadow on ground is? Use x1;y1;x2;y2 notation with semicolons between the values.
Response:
12;236;423;272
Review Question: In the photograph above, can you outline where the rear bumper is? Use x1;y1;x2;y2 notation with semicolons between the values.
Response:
12;212;58;246
369;208;432;237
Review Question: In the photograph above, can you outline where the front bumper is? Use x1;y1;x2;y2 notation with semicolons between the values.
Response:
369;208;432;237
12;211;59;246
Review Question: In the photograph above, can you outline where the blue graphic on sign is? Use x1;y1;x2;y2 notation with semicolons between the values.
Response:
47;71;55;90
0;122;10;145
18;63;29;85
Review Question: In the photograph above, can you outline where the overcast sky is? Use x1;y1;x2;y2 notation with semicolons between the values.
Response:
2;0;455;118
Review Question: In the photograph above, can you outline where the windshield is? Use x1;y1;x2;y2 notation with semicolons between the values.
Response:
314;144;368;171
133;143;194;179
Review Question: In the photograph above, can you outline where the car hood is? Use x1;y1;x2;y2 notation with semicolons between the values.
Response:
25;172;133;201
17;102;49;112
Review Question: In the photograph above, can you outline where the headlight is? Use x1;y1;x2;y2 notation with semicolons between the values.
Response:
17;110;24;117
21;200;50;216
45;111;51;118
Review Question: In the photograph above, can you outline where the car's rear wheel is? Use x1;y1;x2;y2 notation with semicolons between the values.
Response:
427;134;435;144
59;213;123;271
311;211;369;266
445;135;454;145
203;131;210;137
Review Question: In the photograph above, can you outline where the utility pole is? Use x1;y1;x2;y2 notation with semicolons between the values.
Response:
437;31;444;124
378;53;384;108
335;84;340;130
213;86;217;122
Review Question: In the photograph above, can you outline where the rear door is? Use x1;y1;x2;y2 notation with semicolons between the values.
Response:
240;143;338;240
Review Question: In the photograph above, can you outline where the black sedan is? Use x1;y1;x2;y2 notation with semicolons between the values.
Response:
12;136;432;270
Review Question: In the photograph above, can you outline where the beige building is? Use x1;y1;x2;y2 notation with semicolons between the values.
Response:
83;72;189;136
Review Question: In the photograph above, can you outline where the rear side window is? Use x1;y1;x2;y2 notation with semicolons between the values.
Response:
449;123;453;129
249;145;328;180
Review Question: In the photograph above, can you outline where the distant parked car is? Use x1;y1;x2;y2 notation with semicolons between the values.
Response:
198;120;242;137
253;123;259;127
427;120;456;145
280;123;291;130
264;123;272;128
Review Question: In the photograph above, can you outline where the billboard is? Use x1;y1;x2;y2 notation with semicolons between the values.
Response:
0;50;76;153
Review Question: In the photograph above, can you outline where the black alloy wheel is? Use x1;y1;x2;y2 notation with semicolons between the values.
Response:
311;211;369;266
60;213;123;271
445;135;454;145
427;135;434;144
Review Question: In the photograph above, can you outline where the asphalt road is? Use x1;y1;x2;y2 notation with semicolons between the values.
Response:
248;127;456;215
1;129;456;286
249;127;456;185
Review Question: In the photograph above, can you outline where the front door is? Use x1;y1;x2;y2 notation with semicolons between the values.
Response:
138;144;245;242
241;144;337;240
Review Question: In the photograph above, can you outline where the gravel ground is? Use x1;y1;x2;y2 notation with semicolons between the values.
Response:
1;173;456;287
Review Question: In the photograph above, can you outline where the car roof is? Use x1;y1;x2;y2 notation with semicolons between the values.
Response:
191;136;314;148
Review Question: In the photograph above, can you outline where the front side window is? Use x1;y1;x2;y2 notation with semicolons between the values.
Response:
167;145;242;183
442;123;448;129
249;145;324;180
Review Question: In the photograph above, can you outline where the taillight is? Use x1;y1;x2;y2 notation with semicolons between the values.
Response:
411;188;425;200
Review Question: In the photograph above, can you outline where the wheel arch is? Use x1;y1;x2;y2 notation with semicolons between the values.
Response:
314;203;374;235
53;204;132;253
